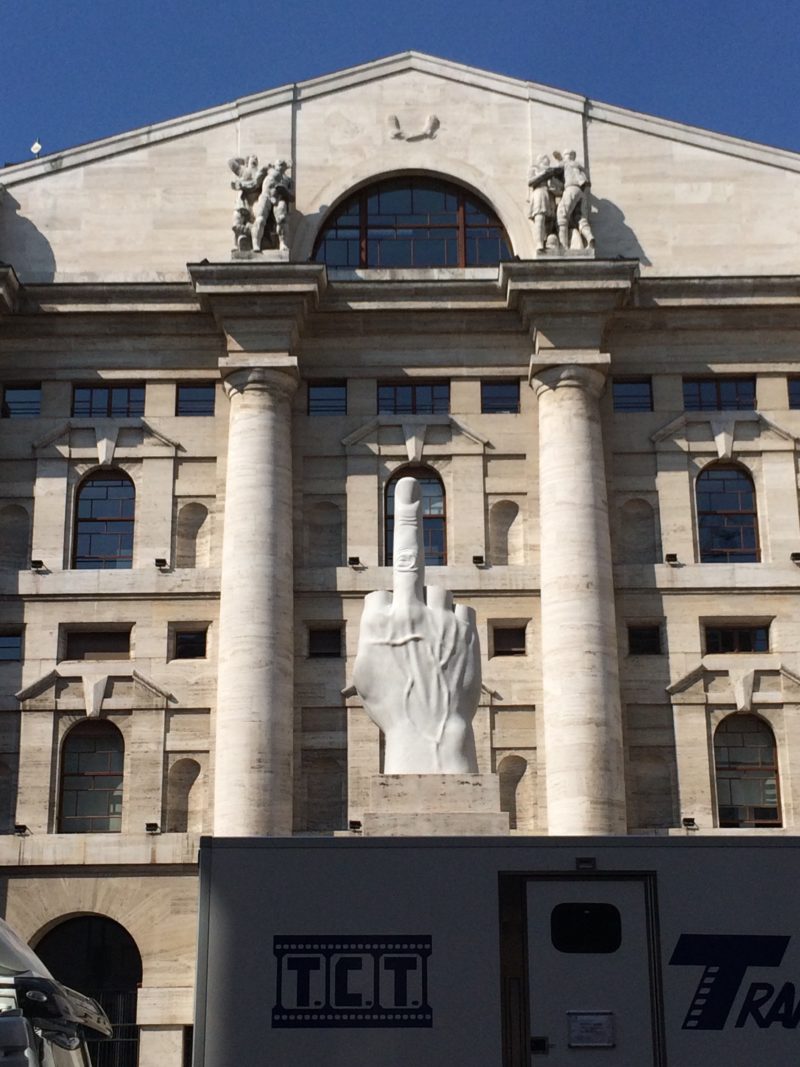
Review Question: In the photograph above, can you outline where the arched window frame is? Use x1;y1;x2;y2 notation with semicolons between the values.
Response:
696;461;760;563
59;720;124;833
713;713;781;828
313;175;512;269
385;465;446;567
72;468;136;569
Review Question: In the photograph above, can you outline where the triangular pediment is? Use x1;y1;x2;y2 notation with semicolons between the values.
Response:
3;53;800;283
16;667;174;713
667;658;800;711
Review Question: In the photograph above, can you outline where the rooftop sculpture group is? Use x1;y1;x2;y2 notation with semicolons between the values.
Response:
228;155;293;253
528;149;595;254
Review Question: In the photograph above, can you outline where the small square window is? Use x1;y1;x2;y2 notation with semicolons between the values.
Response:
174;629;208;659
2;386;41;418
612;378;652;412
492;625;526;656
308;382;347;415
0;632;22;660
308;627;343;657
176;384;216;416
64;629;131;660
628;625;662;655
789;378;800;409
481;381;520;414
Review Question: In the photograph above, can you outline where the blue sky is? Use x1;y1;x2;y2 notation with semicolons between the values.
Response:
2;0;799;165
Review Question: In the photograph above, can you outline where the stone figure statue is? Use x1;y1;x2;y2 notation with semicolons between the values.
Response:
527;154;562;253
528;149;594;252
227;155;293;252
554;149;595;250
351;477;481;774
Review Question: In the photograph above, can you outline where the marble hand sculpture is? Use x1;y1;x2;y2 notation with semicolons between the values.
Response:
352;477;481;773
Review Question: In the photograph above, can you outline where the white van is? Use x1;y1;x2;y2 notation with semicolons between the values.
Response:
0;917;111;1067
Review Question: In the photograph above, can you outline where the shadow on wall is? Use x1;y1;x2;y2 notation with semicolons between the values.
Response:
593;197;651;266
0;190;56;282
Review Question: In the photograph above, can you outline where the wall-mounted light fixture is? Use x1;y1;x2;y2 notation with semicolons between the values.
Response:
145;822;161;834
472;555;486;567
791;552;800;566
682;816;698;830
154;558;168;570
347;556;363;569
30;560;46;573
13;824;30;836
665;553;680;567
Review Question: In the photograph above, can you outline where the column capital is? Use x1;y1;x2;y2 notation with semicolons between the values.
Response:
222;365;299;400
532;362;608;399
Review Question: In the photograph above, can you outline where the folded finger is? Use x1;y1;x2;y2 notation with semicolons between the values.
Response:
426;586;453;612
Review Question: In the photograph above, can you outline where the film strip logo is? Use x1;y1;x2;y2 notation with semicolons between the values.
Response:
273;935;432;1028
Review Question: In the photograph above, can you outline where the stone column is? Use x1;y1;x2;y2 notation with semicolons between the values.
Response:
214;367;298;836
534;364;626;834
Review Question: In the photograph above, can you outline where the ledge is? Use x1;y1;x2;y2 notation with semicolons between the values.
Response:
0;831;201;868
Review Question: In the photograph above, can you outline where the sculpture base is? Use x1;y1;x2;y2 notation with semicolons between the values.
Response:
361;774;510;836
230;249;290;261
535;247;596;259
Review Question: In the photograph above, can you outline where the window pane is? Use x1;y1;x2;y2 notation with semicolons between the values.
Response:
308;383;347;415
0;633;22;660
1;387;41;418
612;379;652;412
481;381;520;413
174;630;207;659
176;384;215;416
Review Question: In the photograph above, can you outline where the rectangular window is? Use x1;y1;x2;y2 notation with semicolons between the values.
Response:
176;383;215;416
612;378;653;412
492;625;527;656
627;625;662;655
0;632;22;661
683;377;756;411
789;378;800;409
72;385;145;418
705;625;769;654
481;381;520;414
308;627;343;657
64;629;131;660
308;382;347;415
173;629;208;659
1;386;41;418
378;381;449;415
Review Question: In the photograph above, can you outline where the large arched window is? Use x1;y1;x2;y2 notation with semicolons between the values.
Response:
73;470;135;569
385;466;446;566
696;464;759;562
313;177;512;268
35;915;142;1067
59;720;124;833
714;714;780;827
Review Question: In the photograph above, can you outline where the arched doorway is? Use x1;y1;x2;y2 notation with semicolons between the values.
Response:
35;915;142;1067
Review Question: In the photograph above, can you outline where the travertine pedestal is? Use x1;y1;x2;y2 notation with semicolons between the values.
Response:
213;367;298;836
361;775;510;836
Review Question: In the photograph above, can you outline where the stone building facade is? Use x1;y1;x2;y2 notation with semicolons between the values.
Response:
1;52;799;1066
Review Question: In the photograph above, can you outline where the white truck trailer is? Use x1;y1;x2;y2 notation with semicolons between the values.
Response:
0;917;111;1067
194;835;800;1066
